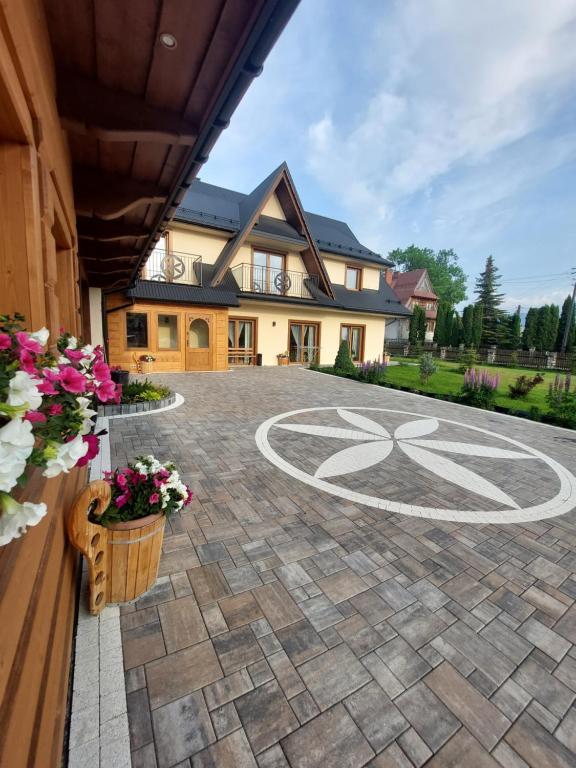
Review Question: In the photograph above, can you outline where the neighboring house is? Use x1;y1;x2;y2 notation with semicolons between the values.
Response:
386;269;439;341
103;163;411;371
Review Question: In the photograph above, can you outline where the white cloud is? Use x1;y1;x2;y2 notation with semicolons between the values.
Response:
306;0;576;250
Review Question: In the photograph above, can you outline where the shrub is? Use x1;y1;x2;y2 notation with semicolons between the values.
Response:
122;379;171;404
334;339;357;376
458;348;478;373
419;352;437;384
358;359;387;384
546;374;576;428
508;373;544;400
460;368;499;410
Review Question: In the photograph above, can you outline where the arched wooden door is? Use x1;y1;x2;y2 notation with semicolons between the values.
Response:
186;314;214;370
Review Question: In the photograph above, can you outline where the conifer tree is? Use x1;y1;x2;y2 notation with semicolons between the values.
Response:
472;304;483;348
475;255;505;346
451;312;462;347
334;339;356;375
409;305;427;346
556;296;576;352
462;304;474;347
509;306;522;350
522;307;538;349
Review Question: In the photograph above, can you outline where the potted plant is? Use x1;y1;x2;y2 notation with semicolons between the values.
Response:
110;365;130;387
277;351;289;366
68;455;193;612
139;354;155;374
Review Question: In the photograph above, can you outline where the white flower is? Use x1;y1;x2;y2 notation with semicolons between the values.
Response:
66;335;78;349
30;327;49;347
43;436;88;478
0;492;47;546
8;370;42;411
76;396;97;435
0;418;35;492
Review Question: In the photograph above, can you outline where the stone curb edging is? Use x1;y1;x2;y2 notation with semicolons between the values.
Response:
68;417;131;768
97;392;176;417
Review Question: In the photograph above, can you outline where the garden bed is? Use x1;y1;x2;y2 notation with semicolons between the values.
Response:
97;378;174;416
312;364;575;430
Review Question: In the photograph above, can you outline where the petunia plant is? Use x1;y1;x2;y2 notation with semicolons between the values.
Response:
0;314;122;546
98;455;193;526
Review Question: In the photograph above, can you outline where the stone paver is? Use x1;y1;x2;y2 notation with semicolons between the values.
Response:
112;368;576;767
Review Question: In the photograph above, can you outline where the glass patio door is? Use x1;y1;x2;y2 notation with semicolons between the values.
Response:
289;322;319;363
341;324;364;362
228;318;256;365
252;251;285;294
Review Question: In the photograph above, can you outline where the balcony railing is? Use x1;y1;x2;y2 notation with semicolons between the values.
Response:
141;249;202;286
231;263;319;299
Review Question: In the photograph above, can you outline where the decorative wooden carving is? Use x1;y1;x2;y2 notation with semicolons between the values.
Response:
67;481;166;613
58;72;198;145
77;217;150;242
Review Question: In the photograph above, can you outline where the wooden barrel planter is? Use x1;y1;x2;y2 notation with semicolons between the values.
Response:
67;480;166;614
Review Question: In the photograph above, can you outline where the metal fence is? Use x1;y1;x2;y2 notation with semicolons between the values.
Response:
384;341;574;370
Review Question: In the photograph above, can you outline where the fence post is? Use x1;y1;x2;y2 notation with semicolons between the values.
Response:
546;351;557;369
440;347;447;360
487;346;497;364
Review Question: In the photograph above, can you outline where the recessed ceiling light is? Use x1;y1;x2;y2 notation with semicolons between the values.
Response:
159;32;177;49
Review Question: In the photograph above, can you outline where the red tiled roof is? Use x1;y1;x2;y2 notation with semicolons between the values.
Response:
390;269;438;305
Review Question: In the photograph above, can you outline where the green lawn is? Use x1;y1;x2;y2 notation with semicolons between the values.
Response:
384;359;555;414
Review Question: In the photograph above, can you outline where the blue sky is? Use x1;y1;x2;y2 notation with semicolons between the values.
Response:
202;0;576;310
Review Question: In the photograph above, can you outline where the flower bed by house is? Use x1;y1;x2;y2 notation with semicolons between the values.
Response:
97;379;174;416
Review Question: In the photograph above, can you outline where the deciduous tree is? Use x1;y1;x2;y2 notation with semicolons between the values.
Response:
388;245;467;306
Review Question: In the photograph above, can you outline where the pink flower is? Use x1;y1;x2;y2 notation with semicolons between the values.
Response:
116;490;131;509
93;345;105;362
116;473;128;488
185;489;194;505
15;331;43;354
19;349;37;375
65;348;86;363
37;379;58;395
0;333;11;350
95;378;118;403
59;366;87;394
149;493;160;505
24;410;47;423
93;360;111;383
49;404;63;416
75;434;100;467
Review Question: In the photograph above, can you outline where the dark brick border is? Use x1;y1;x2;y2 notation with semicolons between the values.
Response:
97;392;176;417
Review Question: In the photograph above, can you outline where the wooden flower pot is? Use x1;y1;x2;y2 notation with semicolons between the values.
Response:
277;357;289;366
67;480;166;614
140;360;153;374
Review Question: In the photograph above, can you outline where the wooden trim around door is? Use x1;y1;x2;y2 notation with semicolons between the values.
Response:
228;316;258;365
288;319;321;364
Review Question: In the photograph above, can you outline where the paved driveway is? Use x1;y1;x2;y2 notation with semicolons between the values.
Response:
112;368;576;768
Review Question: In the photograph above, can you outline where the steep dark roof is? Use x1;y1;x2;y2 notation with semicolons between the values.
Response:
174;173;393;267
127;280;239;306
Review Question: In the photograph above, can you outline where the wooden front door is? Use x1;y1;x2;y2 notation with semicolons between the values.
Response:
186;313;214;370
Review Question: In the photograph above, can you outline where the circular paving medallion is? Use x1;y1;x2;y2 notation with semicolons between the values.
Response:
255;407;576;524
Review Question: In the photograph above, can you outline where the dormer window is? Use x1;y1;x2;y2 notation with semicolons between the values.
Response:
345;265;362;291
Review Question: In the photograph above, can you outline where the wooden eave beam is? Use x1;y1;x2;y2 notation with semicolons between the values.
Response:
58;71;198;145
78;241;141;262
77;217;150;242
74;167;168;220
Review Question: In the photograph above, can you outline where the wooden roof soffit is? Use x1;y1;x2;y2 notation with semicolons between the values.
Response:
58;72;198;145
74;167;168;220
79;241;141;262
77;217;150;243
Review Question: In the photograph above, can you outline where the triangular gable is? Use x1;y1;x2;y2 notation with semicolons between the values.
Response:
210;162;335;298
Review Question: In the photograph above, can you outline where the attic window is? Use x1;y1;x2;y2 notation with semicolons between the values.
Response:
345;265;362;291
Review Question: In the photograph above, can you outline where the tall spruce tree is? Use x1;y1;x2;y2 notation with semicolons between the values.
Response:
461;304;474;347
472;304;483;348
475;255;505;346
522;307;538;349
444;308;454;346
556;295;576;352
535;304;560;351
